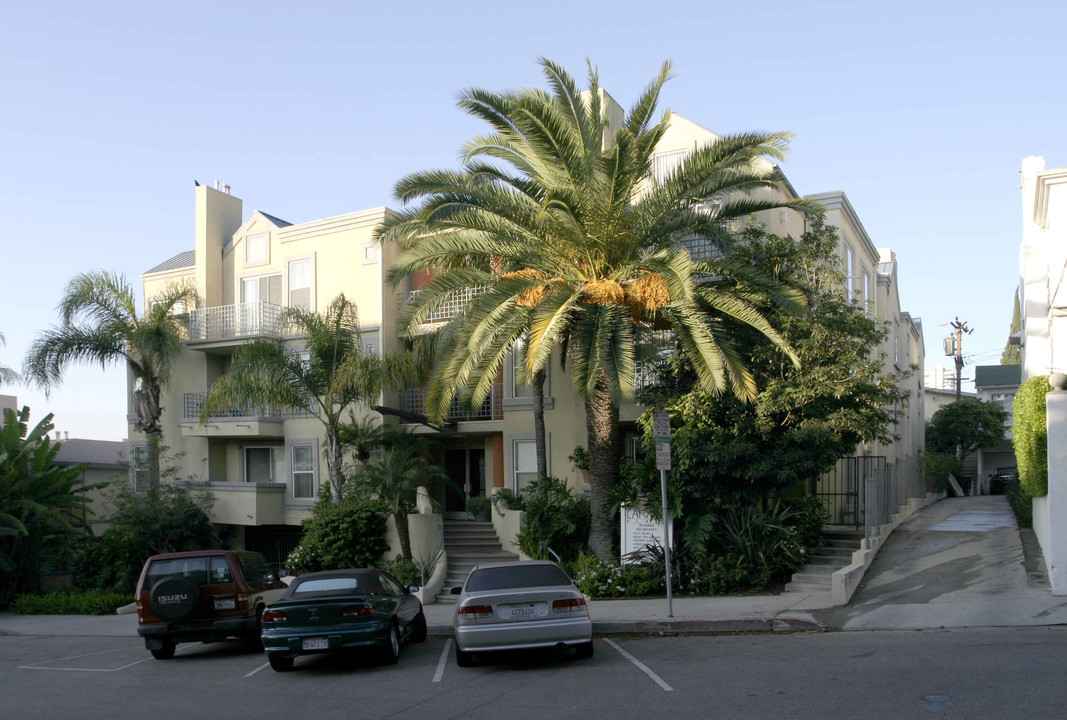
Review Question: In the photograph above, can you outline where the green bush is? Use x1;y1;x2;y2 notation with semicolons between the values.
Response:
491;488;525;511
465;495;491;520
698;554;769;594
1014;376;1050;497
1006;480;1033;528
384;558;422;588
919;452;964;493
286;496;389;575
515;476;590;562
12;589;130;615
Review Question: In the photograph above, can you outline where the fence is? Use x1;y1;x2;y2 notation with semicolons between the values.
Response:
402;381;503;422
187;302;289;341
814;454;929;539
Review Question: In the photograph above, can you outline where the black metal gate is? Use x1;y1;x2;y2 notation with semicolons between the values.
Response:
244;526;304;574
812;456;889;530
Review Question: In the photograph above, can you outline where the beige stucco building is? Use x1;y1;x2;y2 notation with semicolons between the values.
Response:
134;105;925;565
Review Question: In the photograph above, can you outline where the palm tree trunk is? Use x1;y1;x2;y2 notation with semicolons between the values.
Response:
585;373;619;560
533;368;547;478
395;508;412;562
325;431;344;504
146;431;162;496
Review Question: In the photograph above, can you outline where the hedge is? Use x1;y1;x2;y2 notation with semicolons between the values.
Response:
1013;375;1050;497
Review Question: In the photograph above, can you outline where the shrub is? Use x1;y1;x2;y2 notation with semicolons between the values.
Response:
1006;480;1033;528
515;476;590;562
698;554;769;594
465;495;491;520
919;452;964;493
1014;376;1050;497
491;488;525;511
385;558;422;588
12;589;129;615
286;496;389;575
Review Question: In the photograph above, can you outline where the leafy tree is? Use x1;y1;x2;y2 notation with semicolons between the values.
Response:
927;398;1008;463
285;496;389;575
0;407;97;606
638;216;911;507
345;428;448;562
0;332;20;386
73;453;218;593
380;59;809;558
23;271;195;489
201;295;412;504
1001;289;1022;365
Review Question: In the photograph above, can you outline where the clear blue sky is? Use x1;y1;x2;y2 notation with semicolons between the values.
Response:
1;0;1063;440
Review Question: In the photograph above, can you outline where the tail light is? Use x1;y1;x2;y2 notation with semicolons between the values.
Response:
341;604;377;617
261;610;287;623
236;593;249;611
552;597;587;612
457;604;494;618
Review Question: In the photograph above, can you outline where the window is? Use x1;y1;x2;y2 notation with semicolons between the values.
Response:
513;439;537;492
244;446;284;483
652;150;688;185
844;246;855;301
863;272;870;313
245;233;268;265
130;444;149;491
288;258;312;310
362;242;379;264
291;443;317;499
511;338;535;398
242;274;282;305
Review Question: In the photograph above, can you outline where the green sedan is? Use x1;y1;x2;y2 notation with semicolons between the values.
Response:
261;568;427;671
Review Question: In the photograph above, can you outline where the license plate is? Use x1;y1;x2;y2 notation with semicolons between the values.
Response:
302;637;328;651
510;605;537;619
214;599;236;610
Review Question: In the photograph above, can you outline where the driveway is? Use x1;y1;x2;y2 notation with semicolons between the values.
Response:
814;495;1067;629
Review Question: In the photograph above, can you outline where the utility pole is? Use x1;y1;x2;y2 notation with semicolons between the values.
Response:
949;317;972;401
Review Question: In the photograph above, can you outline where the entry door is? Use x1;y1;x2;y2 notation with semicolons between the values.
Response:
444;448;485;517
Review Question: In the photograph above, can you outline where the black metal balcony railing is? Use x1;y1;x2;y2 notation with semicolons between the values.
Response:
187;302;289;342
402;381;503;422
182;393;315;422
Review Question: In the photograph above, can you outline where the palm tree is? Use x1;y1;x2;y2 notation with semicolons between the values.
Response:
23;271;195;490
349;429;447;562
201;294;411;504
0;333;20;386
380;59;810;559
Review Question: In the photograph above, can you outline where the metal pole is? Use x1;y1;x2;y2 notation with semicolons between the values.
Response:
660;467;673;618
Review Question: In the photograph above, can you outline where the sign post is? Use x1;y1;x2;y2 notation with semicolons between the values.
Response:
652;409;673;618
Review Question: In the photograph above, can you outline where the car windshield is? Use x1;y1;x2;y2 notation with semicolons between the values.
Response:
465;565;571;591
293;577;360;594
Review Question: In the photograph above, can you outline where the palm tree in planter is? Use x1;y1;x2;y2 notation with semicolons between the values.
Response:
201;294;412;505
24;271;195;491
349;429;447;562
380;59;810;559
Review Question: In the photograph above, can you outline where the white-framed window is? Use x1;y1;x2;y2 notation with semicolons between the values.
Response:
290;442;318;500
844;246;855;301
512;438;538;493
245;233;268;265
362;241;379;265
511;338;535;399
652;149;688;185
863;272;870;313
288;258;313;310
129;444;149;492
242;273;282;305
243;445;285;483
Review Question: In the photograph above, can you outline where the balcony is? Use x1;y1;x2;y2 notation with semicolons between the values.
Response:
187;302;290;345
398;285;491;327
401;380;503;423
208;482;287;526
180;392;315;438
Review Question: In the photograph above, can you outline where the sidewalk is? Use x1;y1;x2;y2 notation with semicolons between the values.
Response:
3;497;1066;639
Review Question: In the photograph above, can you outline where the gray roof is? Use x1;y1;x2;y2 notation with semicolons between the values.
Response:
974;364;1022;389
258;211;292;228
54;439;127;468
145;250;195;275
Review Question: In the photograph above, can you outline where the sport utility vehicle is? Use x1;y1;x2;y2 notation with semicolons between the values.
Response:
135;550;288;659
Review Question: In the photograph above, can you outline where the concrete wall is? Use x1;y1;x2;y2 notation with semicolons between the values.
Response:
1039;384;1067;593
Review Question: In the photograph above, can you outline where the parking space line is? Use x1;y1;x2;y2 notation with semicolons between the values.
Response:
246;661;270;678
603;639;674;692
20;658;151;673
432;639;452;683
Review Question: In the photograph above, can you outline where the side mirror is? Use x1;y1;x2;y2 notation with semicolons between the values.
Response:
407;586;419;594
450;585;462;595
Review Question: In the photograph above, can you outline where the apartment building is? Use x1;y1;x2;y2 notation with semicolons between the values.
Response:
136;106;924;558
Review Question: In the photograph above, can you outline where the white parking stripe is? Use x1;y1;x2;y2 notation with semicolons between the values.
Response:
19;658;151;672
246;661;270;677
432;639;452;683
603;639;674;692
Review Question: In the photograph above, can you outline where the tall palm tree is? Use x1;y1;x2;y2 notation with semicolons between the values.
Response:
201;294;412;504
0;333;20;386
379;59;809;558
23;271;195;490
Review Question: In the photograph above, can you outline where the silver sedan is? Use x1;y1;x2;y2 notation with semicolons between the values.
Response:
450;560;593;666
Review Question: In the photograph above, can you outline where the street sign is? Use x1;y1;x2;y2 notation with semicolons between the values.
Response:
653;409;671;470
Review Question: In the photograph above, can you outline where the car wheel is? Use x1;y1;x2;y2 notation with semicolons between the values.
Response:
150;639;176;660
455;646;473;667
246;606;264;651
268;653;294;672
411;611;427;643
149;577;200;622
575;641;594;659
380;623;401;665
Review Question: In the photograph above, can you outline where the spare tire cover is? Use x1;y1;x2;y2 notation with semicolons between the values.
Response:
149;577;200;621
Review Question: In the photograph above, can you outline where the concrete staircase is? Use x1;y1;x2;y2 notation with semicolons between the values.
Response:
435;519;518;604
785;529;864;593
